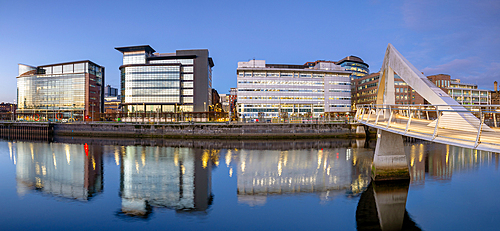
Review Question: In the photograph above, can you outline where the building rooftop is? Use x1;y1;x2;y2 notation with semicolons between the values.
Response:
115;45;156;53
336;56;369;68
266;64;308;69
237;60;349;73
37;60;100;68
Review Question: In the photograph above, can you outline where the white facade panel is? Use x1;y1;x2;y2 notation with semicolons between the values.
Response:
236;60;351;119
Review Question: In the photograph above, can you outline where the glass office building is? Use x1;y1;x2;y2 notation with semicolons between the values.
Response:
336;56;369;80
237;60;352;119
115;45;214;113
16;61;104;121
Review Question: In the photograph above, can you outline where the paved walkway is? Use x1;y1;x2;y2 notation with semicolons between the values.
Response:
357;113;500;153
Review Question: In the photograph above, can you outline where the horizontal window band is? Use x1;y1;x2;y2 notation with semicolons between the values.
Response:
127;79;180;82
126;72;180;74
126;95;180;97
126;87;180;89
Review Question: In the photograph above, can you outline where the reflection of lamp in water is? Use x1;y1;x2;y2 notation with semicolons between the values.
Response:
225;150;232;167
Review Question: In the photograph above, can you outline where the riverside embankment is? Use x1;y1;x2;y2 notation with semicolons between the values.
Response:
0;122;369;139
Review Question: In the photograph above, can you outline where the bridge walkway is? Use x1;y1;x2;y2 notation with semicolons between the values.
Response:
358;113;500;153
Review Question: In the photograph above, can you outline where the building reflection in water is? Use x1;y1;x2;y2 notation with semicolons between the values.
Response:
14;142;103;201
234;145;374;206
407;142;496;184
118;146;214;218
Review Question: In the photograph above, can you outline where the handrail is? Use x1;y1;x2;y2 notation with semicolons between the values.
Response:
355;104;499;152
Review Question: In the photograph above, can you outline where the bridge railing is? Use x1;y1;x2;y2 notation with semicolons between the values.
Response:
355;104;500;152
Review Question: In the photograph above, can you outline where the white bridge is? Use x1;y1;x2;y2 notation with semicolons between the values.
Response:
355;44;499;153
356;44;499;182
356;104;500;153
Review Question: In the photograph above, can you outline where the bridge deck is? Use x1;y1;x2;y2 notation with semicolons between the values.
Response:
358;114;500;153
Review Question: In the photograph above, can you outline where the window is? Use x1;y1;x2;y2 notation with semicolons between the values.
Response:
182;66;193;72
182;89;193;95
182;82;193;88
123;52;146;65
149;59;193;65
63;64;73;73
74;63;85;73
183;97;193;103
53;65;62;74
182;74;193;80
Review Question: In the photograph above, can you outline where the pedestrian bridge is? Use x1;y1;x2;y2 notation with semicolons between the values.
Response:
356;43;499;154
356;104;500;153
359;44;499;181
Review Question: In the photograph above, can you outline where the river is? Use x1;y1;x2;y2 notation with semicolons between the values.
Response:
0;138;498;230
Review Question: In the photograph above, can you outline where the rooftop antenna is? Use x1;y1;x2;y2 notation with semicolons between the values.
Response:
253;57;255;68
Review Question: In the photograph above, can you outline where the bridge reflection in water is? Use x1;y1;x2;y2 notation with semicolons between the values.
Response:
230;141;497;230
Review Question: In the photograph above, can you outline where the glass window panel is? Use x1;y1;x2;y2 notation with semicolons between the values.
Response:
74;63;84;73
123;52;146;65
182;66;193;73
161;105;174;112
182;74;193;80
182;89;193;95
182;81;193;88
63;64;73;73
183;97;193;103
179;105;193;112
149;59;193;65
52;65;62;74
43;67;52;74
123;65;181;104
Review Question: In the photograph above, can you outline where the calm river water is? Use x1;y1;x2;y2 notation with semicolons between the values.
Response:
0;138;499;230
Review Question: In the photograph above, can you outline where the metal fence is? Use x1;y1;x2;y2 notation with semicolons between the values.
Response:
10;111;356;124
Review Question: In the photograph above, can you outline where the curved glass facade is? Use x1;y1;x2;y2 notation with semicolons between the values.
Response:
339;61;369;80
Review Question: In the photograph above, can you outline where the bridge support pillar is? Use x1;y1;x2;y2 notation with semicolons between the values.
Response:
372;129;409;181
356;125;366;136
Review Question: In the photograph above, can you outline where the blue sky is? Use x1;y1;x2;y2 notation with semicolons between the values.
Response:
0;0;499;103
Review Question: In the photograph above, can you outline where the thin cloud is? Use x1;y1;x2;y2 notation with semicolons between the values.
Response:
422;58;500;89
421;58;479;75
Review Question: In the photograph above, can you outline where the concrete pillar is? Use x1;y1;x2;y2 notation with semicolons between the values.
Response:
372;129;409;181
373;181;410;231
356;125;366;136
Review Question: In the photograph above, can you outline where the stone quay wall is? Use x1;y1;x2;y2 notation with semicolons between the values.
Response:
52;123;366;139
